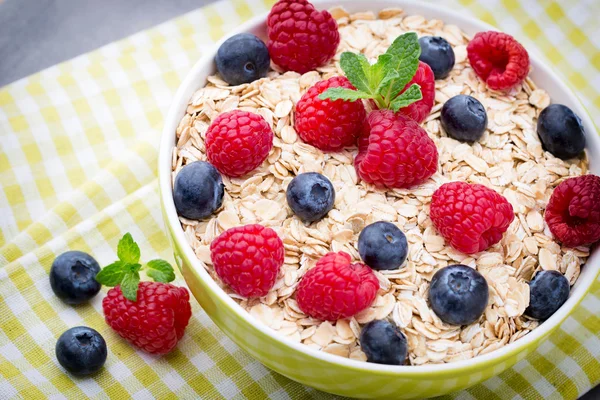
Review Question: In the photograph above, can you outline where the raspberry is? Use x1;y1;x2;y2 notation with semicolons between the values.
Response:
545;175;600;247
295;76;367;151
467;31;530;91
210;224;284;298
355;110;438;188
205;110;273;177
102;282;191;355
267;0;340;73
430;182;515;254
398;61;436;123
296;252;379;321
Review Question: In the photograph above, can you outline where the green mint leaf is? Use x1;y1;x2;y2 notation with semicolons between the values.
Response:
121;270;140;301
359;54;389;95
95;261;126;286
339;52;396;98
340;52;371;94
386;32;420;58
146;259;176;283
382;33;421;101
319;87;372;102
126;263;143;273
369;54;393;91
389;84;423;112
117;233;140;264
377;71;400;97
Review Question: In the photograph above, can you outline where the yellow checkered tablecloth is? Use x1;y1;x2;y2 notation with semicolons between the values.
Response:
1;0;599;398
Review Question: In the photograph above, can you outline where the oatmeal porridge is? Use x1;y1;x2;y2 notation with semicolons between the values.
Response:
171;6;590;365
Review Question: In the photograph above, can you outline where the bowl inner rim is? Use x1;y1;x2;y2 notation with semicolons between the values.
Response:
159;0;600;375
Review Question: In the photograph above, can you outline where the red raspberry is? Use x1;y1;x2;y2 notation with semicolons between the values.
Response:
430;182;515;254
205;110;273;177
267;0;340;73
210;224;284;298
355;110;438;188
398;61;436;123
102;282;191;355
296;252;379;321
467;31;530;91
295;76;367;151
545;175;600;247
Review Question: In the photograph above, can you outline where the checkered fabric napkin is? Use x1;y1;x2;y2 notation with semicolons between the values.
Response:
1;0;599;398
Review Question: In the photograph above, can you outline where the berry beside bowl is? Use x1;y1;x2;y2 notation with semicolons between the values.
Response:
159;1;600;398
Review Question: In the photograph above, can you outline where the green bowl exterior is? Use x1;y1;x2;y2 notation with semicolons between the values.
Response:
162;207;562;399
158;4;600;395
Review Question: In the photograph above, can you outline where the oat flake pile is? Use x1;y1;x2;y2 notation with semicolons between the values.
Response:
172;7;590;365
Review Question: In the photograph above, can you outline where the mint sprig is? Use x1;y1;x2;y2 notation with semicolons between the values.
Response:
146;259;176;283
319;32;423;112
117;233;140;264
95;233;176;301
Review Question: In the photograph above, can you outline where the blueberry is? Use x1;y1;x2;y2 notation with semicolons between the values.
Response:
419;36;455;80
441;95;488;142
428;265;489;325
537;104;586;160
50;251;101;305
358;222;408;271
215;33;270;85
286;173;335;223
174;161;224;220
359;320;408;365
525;270;570;320
56;326;107;376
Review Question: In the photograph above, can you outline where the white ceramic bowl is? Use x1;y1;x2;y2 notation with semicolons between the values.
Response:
159;1;600;398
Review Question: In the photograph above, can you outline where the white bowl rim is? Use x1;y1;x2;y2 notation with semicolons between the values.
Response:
159;0;600;375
